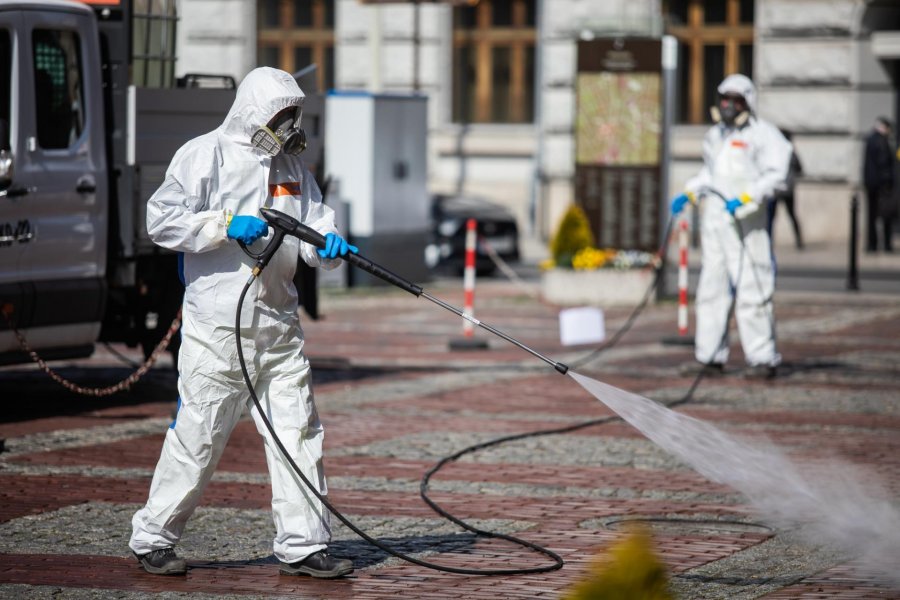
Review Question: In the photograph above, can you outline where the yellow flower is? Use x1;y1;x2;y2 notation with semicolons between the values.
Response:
539;258;557;271
572;247;608;270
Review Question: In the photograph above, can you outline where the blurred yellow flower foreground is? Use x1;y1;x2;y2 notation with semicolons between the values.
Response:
560;526;673;600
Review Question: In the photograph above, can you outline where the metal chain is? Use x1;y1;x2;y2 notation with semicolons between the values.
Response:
1;304;181;396
479;235;539;296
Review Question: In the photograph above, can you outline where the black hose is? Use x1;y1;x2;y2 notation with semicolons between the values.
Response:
419;364;708;511
418;210;727;535
235;277;564;576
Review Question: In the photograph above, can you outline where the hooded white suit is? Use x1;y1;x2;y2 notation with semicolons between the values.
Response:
130;67;339;563
684;74;792;368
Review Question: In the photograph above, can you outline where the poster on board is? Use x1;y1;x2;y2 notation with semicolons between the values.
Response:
575;38;663;251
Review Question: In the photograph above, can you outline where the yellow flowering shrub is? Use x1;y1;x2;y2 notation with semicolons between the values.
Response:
544;203;659;271
550;204;595;268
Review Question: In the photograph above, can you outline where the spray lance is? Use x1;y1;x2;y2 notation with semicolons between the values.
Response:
234;207;567;576
249;207;570;375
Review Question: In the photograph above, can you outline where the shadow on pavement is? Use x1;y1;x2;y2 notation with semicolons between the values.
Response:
185;532;481;572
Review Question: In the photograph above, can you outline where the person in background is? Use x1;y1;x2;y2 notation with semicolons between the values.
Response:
767;129;804;249
669;74;793;380
863;116;894;253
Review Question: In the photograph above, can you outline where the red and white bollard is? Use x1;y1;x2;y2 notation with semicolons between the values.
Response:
462;218;477;338
677;218;689;337
449;218;488;350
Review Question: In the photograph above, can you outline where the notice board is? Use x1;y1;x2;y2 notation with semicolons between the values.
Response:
575;38;662;251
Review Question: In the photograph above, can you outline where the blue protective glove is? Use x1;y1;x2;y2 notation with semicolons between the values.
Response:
670;193;691;215
725;198;743;215
318;232;359;259
227;215;268;245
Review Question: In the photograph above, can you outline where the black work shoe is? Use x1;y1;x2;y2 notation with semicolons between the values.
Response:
703;362;725;374
744;365;777;380
280;550;354;579
680;362;725;377
134;547;187;575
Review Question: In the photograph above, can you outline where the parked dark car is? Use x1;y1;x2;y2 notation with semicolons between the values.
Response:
424;194;520;275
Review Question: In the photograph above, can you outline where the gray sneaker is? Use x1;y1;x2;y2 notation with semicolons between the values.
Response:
134;547;187;575
280;550;354;579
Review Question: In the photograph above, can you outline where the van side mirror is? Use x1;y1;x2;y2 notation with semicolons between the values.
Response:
0;119;12;189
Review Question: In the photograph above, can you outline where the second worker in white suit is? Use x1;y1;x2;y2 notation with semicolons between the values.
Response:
670;74;792;379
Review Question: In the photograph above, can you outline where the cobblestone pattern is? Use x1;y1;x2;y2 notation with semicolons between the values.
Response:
0;281;898;598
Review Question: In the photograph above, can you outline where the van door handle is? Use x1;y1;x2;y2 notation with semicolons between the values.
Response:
17;220;33;243
76;176;96;194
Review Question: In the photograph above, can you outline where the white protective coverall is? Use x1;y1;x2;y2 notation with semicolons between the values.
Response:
130;67;340;564
684;74;792;368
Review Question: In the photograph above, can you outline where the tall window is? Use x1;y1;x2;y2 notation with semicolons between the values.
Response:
132;0;178;88
664;0;754;124
453;0;536;124
258;0;335;92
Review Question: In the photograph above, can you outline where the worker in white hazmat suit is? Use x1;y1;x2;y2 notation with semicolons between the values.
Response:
669;74;792;379
129;67;356;578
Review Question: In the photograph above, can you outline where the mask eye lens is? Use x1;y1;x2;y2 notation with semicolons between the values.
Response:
276;120;293;137
268;108;296;133
721;94;744;109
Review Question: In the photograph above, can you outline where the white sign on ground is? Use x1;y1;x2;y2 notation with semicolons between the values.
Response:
559;306;606;346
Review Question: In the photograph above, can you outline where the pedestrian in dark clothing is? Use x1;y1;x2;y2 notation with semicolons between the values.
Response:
767;129;804;249
863;116;895;252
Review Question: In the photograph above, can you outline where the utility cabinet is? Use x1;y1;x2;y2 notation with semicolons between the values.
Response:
324;92;429;286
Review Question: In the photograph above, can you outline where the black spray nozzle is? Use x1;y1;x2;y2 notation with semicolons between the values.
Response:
259;207;423;297
260;207;309;241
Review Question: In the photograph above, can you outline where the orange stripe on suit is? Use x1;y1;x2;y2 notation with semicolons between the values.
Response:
269;182;303;197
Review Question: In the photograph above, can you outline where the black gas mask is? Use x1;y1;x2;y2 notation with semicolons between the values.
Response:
251;105;307;157
710;93;750;128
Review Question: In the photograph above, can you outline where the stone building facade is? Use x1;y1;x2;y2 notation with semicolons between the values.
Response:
175;0;900;247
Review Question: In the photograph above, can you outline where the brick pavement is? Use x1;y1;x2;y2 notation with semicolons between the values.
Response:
0;279;898;599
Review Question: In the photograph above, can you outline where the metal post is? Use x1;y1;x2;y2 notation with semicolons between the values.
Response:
659;35;677;296
528;0;545;236
847;193;860;291
412;0;420;92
